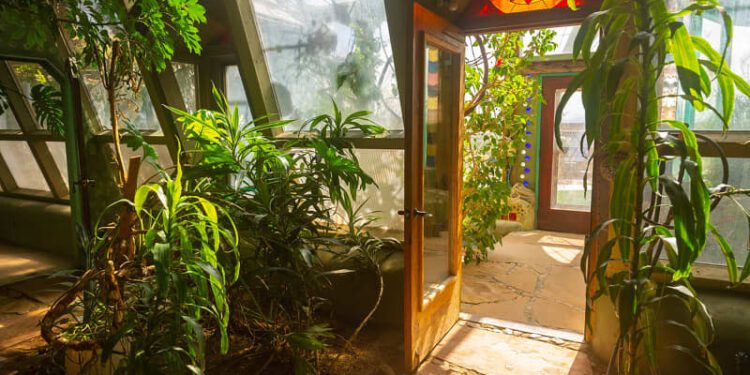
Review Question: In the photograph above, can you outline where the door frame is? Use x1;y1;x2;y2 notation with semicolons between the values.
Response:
537;74;592;234
404;4;465;371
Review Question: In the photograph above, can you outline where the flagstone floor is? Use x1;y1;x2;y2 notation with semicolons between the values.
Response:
461;230;587;333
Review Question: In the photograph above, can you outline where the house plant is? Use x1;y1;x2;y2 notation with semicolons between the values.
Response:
559;0;750;372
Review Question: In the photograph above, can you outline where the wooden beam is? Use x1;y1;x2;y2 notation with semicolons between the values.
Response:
139;62;188;161
0;152;18;191
0;131;64;142
0;61;69;198
274;133;406;150
224;0;282;136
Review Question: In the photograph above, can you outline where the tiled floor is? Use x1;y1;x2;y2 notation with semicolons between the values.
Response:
461;230;587;333
418;320;601;375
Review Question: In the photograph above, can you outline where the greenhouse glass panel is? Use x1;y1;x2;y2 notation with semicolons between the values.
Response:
173;62;197;113
652;158;750;267
679;0;750;130
8;61;60;131
0;141;49;191
46;142;69;187
0;108;20;130
333;149;404;239
250;0;403;132
108;143;173;185
82;69;160;132
225;65;253;125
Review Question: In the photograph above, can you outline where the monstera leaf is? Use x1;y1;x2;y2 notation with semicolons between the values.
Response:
30;84;64;136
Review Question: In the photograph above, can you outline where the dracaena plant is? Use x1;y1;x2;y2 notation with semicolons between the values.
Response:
41;162;239;374
170;90;387;372
560;0;750;373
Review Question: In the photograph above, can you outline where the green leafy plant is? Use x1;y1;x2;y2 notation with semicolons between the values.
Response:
171;90;389;372
42;162;239;374
30;83;65;136
462;30;557;263
560;0;750;372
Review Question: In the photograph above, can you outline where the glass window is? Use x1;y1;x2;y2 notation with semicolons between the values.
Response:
524;25;582;58
109;143;173;185
654;158;750;267
331;149;404;239
173;62;197;113
680;2;750;130
0;141;49;191
225;65;253;125
0;107;20;130
8;61;61;131
551;90;591;211
47;142;69;187
250;0;403;132
698;158;750;266
82;69;160;132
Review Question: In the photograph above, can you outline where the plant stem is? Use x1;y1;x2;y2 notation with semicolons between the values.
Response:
628;1;651;372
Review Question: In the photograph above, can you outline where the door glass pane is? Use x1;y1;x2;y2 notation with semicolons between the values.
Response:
423;44;455;300
0;141;49;191
551;90;591;211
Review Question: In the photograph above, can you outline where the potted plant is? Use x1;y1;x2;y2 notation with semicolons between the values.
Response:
559;0;750;372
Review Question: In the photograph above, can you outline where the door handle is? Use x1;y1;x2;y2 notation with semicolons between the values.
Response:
398;209;432;219
414;209;432;218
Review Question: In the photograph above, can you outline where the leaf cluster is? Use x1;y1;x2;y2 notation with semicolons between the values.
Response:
560;0;750;372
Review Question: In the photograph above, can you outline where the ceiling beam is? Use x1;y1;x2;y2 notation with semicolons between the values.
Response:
0;60;69;198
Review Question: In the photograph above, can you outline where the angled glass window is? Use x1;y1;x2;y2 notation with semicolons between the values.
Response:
250;0;403;132
679;2;750;131
0;107;20;130
173;62;197;113
225;65;253;125
82;69;160;132
109;143;173;185
46;142;69;187
0;141;49;191
8;61;61;132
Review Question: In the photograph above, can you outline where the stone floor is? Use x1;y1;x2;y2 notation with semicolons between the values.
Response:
461;230;586;333
418;320;602;375
0;243;71;371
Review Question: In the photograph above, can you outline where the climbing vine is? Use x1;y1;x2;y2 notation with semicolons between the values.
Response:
463;30;557;263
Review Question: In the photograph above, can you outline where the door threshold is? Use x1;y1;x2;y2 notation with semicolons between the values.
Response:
458;312;584;343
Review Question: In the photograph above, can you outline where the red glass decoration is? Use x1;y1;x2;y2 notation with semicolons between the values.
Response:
490;0;564;14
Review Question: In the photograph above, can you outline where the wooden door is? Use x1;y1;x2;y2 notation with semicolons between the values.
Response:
538;75;592;234
403;4;465;371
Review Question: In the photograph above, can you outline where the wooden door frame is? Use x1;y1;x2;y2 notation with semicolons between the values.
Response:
404;4;465;371
537;74;592;234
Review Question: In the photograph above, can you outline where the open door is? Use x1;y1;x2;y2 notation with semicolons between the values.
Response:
403;4;465;371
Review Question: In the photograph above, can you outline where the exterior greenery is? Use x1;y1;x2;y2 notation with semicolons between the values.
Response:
462;30;557;263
